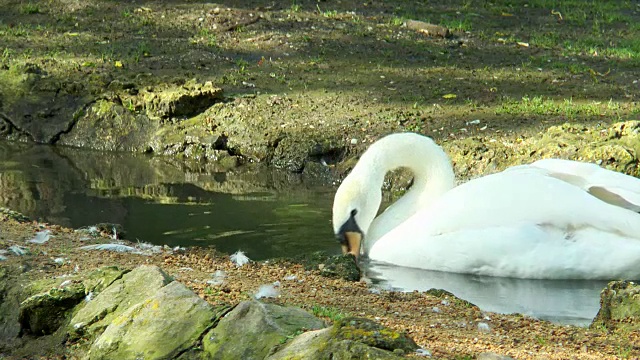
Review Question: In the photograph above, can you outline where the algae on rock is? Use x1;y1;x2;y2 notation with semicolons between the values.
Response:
18;283;86;336
88;281;220;360
69;265;172;339
592;280;640;332
267;316;417;360
203;299;325;360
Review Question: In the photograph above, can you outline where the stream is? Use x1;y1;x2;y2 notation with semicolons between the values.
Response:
0;142;606;326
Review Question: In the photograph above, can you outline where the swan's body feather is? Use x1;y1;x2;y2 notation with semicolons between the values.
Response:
370;170;640;279
333;133;640;280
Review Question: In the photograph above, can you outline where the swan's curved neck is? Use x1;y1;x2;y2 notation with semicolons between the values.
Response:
354;133;456;249
355;134;455;204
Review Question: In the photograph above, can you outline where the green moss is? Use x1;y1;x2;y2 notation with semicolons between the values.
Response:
331;317;418;353
0;66;30;107
19;283;86;335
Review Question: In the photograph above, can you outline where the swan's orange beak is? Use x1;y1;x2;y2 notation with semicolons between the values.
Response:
340;231;362;260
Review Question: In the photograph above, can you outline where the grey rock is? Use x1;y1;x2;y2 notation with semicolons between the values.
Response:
267;327;406;360
57;100;160;152
203;300;325;360
18;282;85;336
69;265;172;338
88;281;219;360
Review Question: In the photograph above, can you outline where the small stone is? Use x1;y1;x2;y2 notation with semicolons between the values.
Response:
477;322;491;333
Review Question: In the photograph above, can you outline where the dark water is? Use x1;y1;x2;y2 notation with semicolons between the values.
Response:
0;142;607;326
0;142;338;259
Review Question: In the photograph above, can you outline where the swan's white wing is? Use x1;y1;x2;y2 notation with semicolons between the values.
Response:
369;170;640;279
528;159;640;212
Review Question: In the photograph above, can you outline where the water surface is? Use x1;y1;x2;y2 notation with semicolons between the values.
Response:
0;142;337;259
366;261;607;326
0;142;609;326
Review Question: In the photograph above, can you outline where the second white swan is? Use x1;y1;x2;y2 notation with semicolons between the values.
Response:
332;132;640;280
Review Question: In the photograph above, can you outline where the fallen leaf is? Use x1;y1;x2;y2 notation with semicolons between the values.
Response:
114;60;124;68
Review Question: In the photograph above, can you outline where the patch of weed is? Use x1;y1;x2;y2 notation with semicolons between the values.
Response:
497;96;621;120
311;305;346;321
20;3;41;14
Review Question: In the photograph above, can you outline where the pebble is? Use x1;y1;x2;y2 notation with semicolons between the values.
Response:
477;322;491;333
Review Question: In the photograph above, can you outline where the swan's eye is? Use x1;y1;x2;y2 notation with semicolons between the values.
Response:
350;209;358;217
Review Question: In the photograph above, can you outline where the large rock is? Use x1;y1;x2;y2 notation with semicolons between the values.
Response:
267;317;417;360
88;281;220;360
592;280;640;332
267;328;405;360
0;266;23;348
18;282;86;336
57;99;160;152
203;300;325;359
142;80;223;120
330;317;418;353
69;265;172;338
0;63;94;143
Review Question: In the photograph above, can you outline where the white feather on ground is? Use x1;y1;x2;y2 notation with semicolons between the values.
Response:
230;250;251;267
8;245;28;256
28;230;53;244
79;243;136;253
254;284;279;299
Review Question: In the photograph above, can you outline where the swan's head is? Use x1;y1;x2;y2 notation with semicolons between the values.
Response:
332;175;381;259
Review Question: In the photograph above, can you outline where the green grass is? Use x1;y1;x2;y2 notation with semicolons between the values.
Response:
390;16;405;27
0;23;31;37
316;5;338;18
290;1;301;13
311;305;347;321
20;3;41;14
440;17;472;32
496;96;623;120
535;335;548;346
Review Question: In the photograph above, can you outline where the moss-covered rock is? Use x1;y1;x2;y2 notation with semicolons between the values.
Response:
57;99;160;152
267;318;415;360
203;300;325;360
591;280;640;332
0;266;23;349
142;79;223;120
331;317;418;353
0;63;94;143
286;252;361;282
88;281;221;360
18;283;86;336
69;265;172;339
319;254;361;282
81;266;128;294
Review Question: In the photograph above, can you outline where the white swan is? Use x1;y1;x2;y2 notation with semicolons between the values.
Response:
332;132;640;280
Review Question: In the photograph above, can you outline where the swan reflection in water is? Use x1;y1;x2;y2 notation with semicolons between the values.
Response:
364;259;609;326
